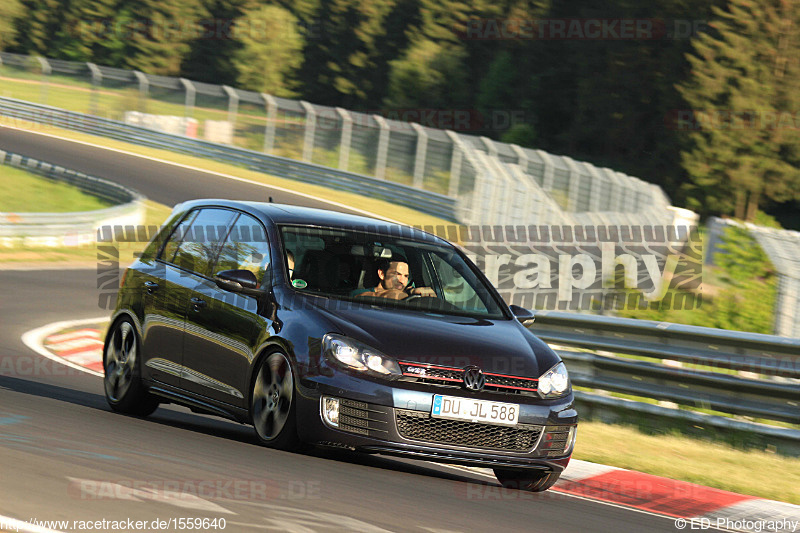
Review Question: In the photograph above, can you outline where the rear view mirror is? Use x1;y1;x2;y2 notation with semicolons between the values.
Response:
509;305;535;326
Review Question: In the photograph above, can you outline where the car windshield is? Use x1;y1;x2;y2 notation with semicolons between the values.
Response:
280;225;506;319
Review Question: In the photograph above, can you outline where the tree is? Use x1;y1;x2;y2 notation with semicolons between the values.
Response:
115;0;207;75
678;0;800;220
12;0;69;56
383;0;487;111
299;0;396;108
0;0;23;51
232;5;304;97
384;38;469;109
181;0;257;85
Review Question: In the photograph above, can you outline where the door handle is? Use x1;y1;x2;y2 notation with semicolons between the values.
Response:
143;281;159;293
190;297;207;310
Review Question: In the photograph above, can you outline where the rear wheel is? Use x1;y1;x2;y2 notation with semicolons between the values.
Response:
251;351;300;450
103;318;159;416
493;468;561;492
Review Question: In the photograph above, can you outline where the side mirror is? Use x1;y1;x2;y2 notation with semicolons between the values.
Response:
509;304;535;326
214;269;259;295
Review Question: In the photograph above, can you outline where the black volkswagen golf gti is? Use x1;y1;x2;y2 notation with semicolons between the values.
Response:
104;199;577;491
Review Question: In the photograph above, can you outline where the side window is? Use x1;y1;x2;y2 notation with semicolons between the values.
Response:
160;210;198;263
171;209;237;276
216;214;271;285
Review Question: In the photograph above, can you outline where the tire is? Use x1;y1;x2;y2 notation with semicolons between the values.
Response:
103;318;159;416
493;468;561;492
250;351;300;450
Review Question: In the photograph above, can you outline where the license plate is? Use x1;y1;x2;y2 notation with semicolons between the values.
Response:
431;395;519;426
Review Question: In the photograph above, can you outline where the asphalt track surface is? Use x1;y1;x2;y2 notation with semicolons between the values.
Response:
0;128;686;532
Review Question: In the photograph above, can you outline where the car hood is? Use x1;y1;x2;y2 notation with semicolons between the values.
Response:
306;299;559;379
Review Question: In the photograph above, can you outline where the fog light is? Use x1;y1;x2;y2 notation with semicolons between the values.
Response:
322;397;340;427
567;426;577;454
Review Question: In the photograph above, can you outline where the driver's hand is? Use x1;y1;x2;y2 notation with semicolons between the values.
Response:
410;287;436;297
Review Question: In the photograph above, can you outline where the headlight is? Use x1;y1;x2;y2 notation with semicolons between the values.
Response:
322;334;401;378
538;362;570;399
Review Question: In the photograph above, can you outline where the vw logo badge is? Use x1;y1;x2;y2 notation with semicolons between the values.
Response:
463;366;485;391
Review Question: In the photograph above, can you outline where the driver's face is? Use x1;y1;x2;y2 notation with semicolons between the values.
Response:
380;261;409;290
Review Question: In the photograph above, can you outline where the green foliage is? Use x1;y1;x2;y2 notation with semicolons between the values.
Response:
232;5;304;97
299;0;398;108
180;0;257;85
385;38;468;109
678;0;800;220
5;0;800;228
619;225;777;334
0;0;23;51
114;0;208;75
501;123;537;147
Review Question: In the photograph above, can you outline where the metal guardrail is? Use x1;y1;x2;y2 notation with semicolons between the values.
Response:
530;311;800;454
0;97;457;221
0;149;144;241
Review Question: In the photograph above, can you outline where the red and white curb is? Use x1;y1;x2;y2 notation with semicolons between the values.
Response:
21;320;800;532
21;317;107;377
449;461;799;532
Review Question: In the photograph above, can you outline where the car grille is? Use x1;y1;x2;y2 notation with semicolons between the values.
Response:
398;362;538;395
395;409;543;452
337;399;391;437
537;426;574;457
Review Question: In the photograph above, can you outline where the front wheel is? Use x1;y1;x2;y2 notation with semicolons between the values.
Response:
251;351;300;450
103;318;159;416
493;468;561;492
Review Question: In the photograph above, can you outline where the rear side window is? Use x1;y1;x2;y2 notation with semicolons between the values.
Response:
162;208;237;276
215;213;271;285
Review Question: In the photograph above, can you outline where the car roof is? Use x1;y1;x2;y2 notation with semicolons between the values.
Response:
175;199;449;245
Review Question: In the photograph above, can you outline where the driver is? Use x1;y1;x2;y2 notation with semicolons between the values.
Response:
358;257;436;300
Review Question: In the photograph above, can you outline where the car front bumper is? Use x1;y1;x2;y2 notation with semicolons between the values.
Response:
296;373;578;472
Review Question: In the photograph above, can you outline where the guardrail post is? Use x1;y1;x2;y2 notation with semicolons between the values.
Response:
222;86;239;140
480;138;502;218
510;144;528;172
411;123;428;189
133;71;149;113
300;101;315;162
536;149;555;191
584;162;604;211
563;157;582;212
86;63;102;116
35;57;51;106
336;107;353;171
373;115;390;180
179;78;195;118
445;131;462;198
480;136;498;157
262;93;277;154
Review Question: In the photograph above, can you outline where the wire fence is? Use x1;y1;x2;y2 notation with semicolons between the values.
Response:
0;52;690;227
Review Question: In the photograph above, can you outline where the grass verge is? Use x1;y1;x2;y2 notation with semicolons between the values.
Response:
0;199;171;265
574;420;800;504
0;164;113;212
1;123;453;228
